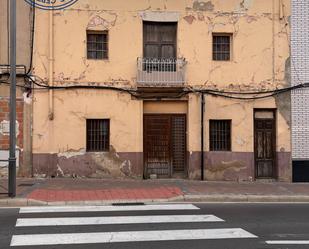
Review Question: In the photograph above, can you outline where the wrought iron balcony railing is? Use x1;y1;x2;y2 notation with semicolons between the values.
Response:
137;58;186;86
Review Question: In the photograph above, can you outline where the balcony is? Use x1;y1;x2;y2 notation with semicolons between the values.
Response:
136;58;186;87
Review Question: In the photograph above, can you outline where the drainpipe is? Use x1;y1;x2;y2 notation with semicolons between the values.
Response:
272;0;275;84
48;9;54;120
201;93;205;181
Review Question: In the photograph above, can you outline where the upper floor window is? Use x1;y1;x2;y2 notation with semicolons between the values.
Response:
143;22;177;60
209;120;231;151
87;31;108;60
212;34;232;61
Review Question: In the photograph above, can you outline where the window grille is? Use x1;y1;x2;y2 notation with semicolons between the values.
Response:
213;34;231;61
87;31;108;59
86;119;110;151
209;120;231;151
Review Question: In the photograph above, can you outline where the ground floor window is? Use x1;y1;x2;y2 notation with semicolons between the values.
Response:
86;119;110;152
209;120;231;151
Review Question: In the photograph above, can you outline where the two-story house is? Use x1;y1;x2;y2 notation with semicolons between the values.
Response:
31;0;291;182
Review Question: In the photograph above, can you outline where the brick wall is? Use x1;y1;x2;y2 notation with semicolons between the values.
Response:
291;0;309;159
0;98;23;166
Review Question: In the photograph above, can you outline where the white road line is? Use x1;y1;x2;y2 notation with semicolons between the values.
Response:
19;204;199;213
10;228;257;246
266;240;309;245
16;214;224;227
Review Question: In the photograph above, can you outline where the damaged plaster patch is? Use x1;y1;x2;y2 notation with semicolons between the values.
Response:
87;12;117;30
239;0;253;11
246;15;258;23
284;57;291;86
192;1;214;11
0;120;19;136
197;12;205;21
120;160;132;176
56;164;64;177
235;137;246;146
23;92;32;104
183;15;196;24
90;146;133;178
206;160;247;181
207;160;246;172
139;11;180;22
58;149;86;159
39;146;136;179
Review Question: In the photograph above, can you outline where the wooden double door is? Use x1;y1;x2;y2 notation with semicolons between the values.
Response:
144;114;186;178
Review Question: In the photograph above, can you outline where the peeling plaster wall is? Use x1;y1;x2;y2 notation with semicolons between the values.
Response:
33;151;143;179
33;90;143;178
33;0;290;89
188;151;291;182
187;94;291;182
32;0;291;181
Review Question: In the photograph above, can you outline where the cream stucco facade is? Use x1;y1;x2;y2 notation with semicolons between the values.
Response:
31;0;291;181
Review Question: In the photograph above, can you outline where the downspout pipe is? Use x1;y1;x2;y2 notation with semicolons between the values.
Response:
272;0;275;84
201;93;205;181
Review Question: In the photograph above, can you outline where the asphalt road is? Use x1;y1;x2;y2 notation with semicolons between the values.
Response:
1;203;309;249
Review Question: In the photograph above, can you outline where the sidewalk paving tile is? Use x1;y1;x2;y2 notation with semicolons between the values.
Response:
1;178;309;205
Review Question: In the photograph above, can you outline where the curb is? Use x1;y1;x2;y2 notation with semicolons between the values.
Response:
0;198;172;207
2;194;309;207
182;194;309;203
0;198;47;207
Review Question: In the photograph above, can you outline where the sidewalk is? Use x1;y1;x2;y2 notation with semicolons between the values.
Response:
1;178;309;206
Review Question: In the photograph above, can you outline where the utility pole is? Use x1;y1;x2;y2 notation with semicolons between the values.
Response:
201;93;205;181
9;0;17;197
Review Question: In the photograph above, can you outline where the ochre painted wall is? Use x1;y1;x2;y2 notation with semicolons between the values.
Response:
144;101;188;114
33;0;290;87
31;0;291;180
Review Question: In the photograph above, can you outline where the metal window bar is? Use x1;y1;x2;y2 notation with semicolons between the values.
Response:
210;120;231;151
137;57;186;85
213;35;231;61
87;33;108;59
86;119;110;152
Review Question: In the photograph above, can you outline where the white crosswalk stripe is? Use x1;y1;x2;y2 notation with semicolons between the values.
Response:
266;240;309;245
11;204;258;247
11;228;257;247
16;214;224;227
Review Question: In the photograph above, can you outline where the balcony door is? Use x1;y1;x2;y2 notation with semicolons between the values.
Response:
143;22;177;59
143;22;177;72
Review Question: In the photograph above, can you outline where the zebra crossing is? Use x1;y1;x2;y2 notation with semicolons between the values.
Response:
11;203;258;247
